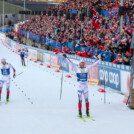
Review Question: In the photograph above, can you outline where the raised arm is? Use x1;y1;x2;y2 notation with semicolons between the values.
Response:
63;54;78;73
86;59;101;71
66;58;78;73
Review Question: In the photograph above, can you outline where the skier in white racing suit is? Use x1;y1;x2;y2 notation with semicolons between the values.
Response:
0;58;16;102
63;54;101;118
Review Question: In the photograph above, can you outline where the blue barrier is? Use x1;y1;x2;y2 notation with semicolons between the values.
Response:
19;30;127;63
99;66;121;91
0;28;11;33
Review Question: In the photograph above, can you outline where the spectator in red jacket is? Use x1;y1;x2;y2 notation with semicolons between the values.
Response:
62;46;66;53
53;47;62;54
113;54;122;64
76;49;90;58
62;46;71;54
66;47;71;54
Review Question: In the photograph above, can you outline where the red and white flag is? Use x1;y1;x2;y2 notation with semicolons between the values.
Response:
92;11;100;29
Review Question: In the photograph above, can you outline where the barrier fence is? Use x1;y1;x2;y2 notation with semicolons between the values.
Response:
0;28;11;33
19;30;119;62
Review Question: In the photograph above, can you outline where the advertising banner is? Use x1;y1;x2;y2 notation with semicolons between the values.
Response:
37;52;43;62
28;48;33;60
99;66;121;91
50;55;58;66
86;63;98;79
121;71;130;94
43;53;50;65
31;50;37;61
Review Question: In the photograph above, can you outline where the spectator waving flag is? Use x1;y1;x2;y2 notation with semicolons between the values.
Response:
92;11;100;29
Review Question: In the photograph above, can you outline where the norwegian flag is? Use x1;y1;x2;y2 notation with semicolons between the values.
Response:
92;11;100;29
127;29;133;34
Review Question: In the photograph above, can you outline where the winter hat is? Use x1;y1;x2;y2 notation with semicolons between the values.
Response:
79;59;85;63
1;58;6;62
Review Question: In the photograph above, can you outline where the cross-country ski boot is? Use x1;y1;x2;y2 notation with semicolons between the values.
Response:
6;95;9;104
86;109;90;117
79;110;82;118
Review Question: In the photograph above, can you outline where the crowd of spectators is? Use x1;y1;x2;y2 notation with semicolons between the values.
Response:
18;0;134;65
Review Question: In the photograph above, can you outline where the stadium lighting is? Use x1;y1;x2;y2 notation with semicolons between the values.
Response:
2;0;4;32
24;0;26;20
120;0;124;33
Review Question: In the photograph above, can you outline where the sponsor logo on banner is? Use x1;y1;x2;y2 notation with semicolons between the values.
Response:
28;49;32;59
109;63;112;67
37;52;43;62
28;49;37;61
87;79;100;85
43;53;50;65
121;65;125;70
121;71;130;94
32;50;37;61
99;66;121;91
113;64;117;68
86;63;98;79
50;55;58;66
125;66;130;71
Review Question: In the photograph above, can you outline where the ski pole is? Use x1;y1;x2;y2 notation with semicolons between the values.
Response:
15;72;24;78
126;95;130;105
102;55;106;104
101;54;110;104
103;61;106;104
60;57;64;100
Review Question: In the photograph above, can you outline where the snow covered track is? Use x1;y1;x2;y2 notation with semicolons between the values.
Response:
0;40;134;134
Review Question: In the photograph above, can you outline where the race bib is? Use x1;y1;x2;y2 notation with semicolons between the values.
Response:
77;73;88;82
1;68;10;75
21;52;25;56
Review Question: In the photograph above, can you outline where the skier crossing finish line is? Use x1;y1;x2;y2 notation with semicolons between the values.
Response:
63;54;101;118
0;58;16;103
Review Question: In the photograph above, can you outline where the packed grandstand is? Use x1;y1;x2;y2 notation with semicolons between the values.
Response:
6;0;134;65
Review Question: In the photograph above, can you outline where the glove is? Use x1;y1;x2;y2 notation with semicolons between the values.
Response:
63;53;67;58
13;74;16;78
13;70;16;78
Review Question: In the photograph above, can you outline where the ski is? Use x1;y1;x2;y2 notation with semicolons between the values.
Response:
78;116;86;122
5;100;9;104
85;116;95;121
